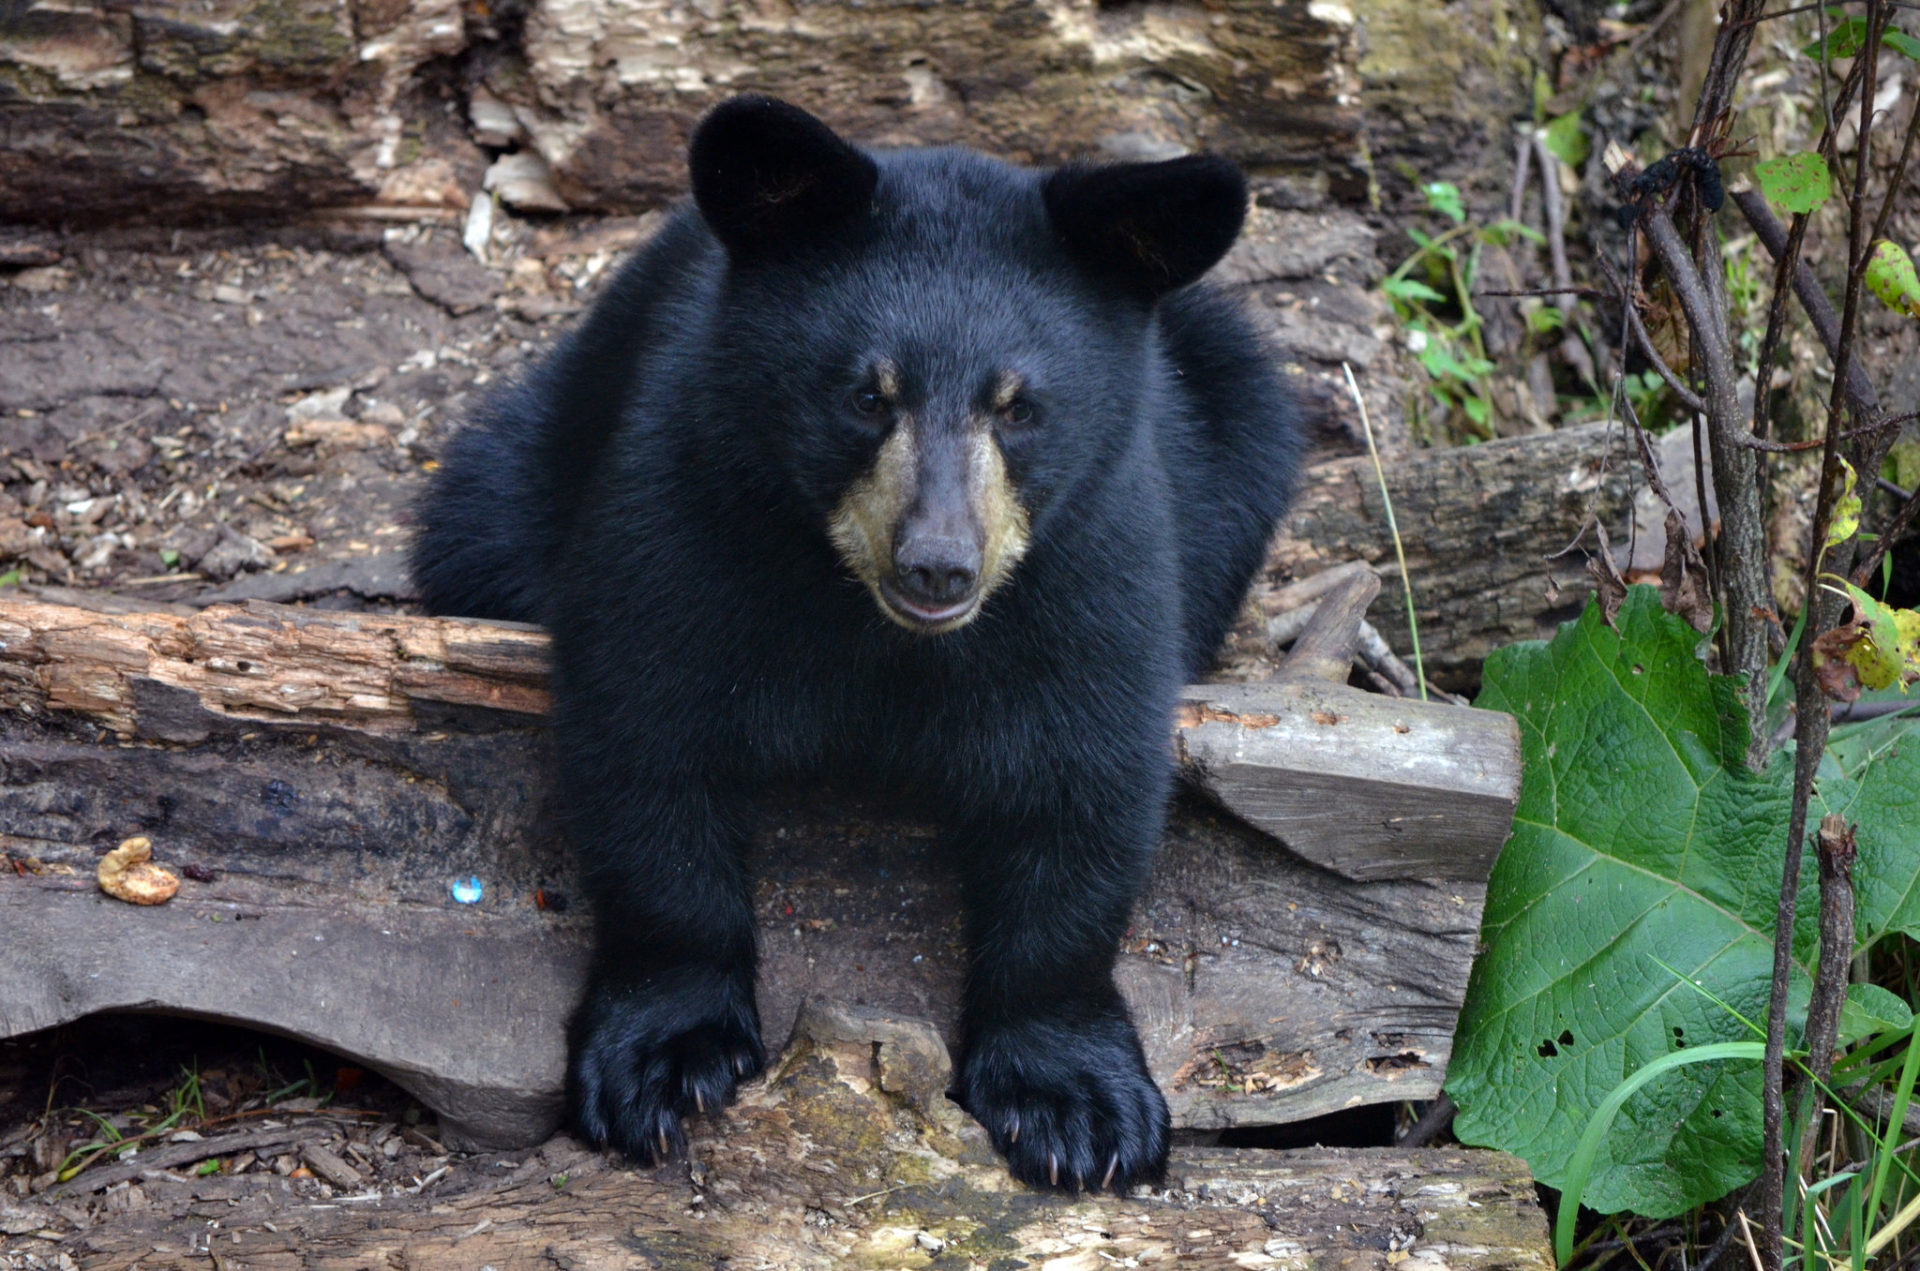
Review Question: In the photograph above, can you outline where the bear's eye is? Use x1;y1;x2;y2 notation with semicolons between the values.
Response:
850;390;888;418
1000;399;1036;428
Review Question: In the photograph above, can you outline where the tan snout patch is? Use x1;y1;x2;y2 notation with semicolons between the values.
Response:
828;418;1030;633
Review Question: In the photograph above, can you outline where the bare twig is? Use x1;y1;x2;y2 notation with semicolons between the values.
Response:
1868;89;1920;252
1731;190;1882;420
1534;131;1598;387
1799;817;1858;1167
1792;820;1863;1217
1509;132;1533;225
1747;206;1811;447
1854;482;1920;589
1765;8;1891;1264
1594;249;1710;416
1689;0;1768;137
1633;201;1772;769
1738;410;1920;452
1398;1093;1455;1147
1343;363;1427;701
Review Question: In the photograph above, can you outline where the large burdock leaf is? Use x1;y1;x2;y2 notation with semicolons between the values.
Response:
1449;588;1809;1217
1816;716;1920;942
1450;587;1920;1220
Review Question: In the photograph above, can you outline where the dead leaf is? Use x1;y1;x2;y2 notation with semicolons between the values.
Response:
1587;524;1628;629
1659;509;1713;634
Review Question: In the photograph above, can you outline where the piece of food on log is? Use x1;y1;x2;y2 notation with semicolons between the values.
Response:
43;1003;1554;1271
0;592;1518;1148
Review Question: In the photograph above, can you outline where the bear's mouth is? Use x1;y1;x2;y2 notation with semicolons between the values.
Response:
876;577;981;633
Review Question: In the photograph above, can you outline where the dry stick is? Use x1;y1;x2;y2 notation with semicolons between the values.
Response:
1731;190;1881;419
1595;248;1709;415
1636;204;1772;770
1509;132;1533;225
1534;131;1597;387
1765;7;1892;1265
1397;1092;1455;1148
1797;816;1859;1173
1854;483;1920;588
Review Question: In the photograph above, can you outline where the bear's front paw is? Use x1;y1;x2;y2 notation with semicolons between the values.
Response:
567;963;765;1165
957;1011;1170;1194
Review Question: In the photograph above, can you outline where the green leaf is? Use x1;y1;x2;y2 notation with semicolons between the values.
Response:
1424;181;1465;224
1382;277;1449;304
1453;587;1920;1220
1525;304;1566;337
1828;458;1862;548
1483;218;1547;246
1543;111;1589;168
1804;16;1920;62
1866;239;1920;318
1452;589;1805;1217
1839;983;1914;1047
1461;394;1490;426
195;1158;223;1177
1554;1043;1769;1265
159;547;181;570
1755;153;1833;215
0;569;20;589
1814;714;1920;946
1805;14;1870;61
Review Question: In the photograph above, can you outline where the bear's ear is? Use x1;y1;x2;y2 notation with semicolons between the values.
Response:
1042;155;1247;297
689;95;878;260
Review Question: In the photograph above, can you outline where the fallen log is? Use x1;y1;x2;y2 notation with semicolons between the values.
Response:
1225;421;1636;689
34;1004;1553;1271
0;587;1518;1149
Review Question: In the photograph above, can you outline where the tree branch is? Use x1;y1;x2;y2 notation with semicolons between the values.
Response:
1634;201;1773;770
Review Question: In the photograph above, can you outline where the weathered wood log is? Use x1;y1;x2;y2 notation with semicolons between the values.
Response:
1221;421;1637;689
0;0;1539;227
0;0;1354;226
29;1005;1552;1271
0;594;1517;1148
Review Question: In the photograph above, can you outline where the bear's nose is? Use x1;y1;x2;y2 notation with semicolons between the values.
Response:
892;534;980;607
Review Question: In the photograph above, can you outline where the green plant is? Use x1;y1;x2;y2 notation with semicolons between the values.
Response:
1447;587;1920;1221
1381;182;1543;443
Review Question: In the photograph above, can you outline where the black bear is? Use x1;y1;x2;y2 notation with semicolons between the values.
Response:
412;95;1301;1193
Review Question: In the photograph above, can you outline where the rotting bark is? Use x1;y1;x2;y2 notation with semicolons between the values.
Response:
0;593;1518;1149
8;1004;1554;1271
0;1;1542;227
1225;421;1637;690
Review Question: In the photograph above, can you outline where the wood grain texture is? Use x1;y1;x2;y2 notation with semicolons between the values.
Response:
1222;422;1636;689
0;595;1515;1147
38;1008;1553;1271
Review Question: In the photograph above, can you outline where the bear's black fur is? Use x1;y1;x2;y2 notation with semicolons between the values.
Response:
412;95;1301;1193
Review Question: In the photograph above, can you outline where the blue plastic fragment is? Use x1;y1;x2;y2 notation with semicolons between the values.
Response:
450;876;483;904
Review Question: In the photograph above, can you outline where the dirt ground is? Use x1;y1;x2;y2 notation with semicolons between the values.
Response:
0;212;656;613
0;1018;561;1261
0;201;1392;622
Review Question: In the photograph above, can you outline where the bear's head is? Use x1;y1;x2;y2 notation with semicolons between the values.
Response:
688;95;1247;635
